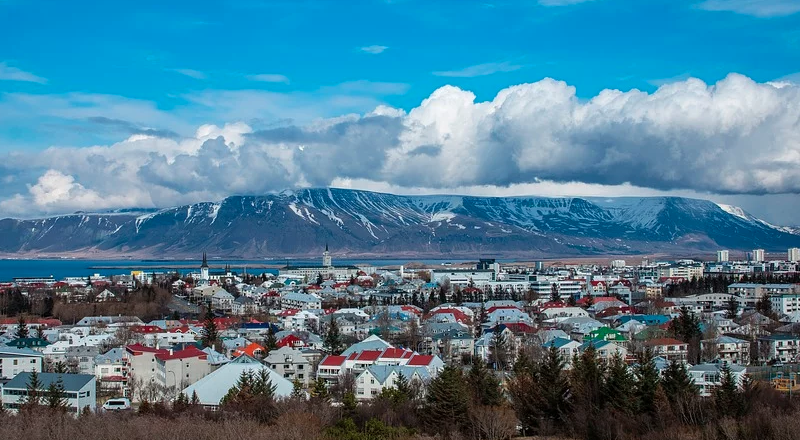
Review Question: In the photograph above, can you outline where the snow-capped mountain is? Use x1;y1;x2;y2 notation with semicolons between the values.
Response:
0;188;798;258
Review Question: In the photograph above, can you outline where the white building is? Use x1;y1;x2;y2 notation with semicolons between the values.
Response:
752;249;765;263
688;364;746;397
263;346;314;387
281;292;322;310
717;250;730;263
355;365;432;401
431;269;495;286
154;346;211;391
771;294;800;315
610;260;626;269
0;347;43;380
2;372;96;414
790;248;800;263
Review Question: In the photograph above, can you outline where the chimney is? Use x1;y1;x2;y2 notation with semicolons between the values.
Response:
169;349;174;356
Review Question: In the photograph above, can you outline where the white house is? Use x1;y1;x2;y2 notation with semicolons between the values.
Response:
154;346;211;391
2;372;96;414
701;336;751;365
211;289;235;311
0;347;43;380
688;363;746;397
281;292;322;310
263;346;314;387
355;365;432;401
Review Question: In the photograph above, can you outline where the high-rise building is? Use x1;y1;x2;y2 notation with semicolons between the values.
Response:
752;249;765;262
789;248;800;263
717;250;729;263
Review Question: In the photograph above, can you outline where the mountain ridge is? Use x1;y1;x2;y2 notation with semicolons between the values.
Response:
0;188;798;258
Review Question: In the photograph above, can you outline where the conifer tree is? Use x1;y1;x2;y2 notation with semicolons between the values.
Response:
190;390;200;406
200;304;218;349
724;297;739;319
476;303;488;337
714;364;742;418
571;344;605;432
537;345;571;422
311;378;330;401
423;365;470;435
603;351;635;414
567;294;577;307
324;319;343;355
22;370;43;409
290;379;305;400
265;325;278;352
45;375;67;411
394;372;412;402
634;348;661;415
15;315;29;339
549;284;561;303
756;293;774;318
661;359;697;404
467;358;503;406
490;329;509;371
34;325;44;340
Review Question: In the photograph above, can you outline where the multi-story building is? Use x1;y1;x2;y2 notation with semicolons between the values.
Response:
752;249;765;262
688;364;746;397
431;269;495;286
717;250;730;263
644;338;689;363
354;365;432;401
757;334;800;363
0;347;43;380
789;248;800;263
281;292;322;310
701;336;750;365
2;372;96;414
154;346;211;391
771;294;800;315
656;262;705;280
263;346;314;387
727;283;798;307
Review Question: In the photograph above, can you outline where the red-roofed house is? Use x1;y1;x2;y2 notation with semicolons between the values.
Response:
644;338;689;363
155;346;211;390
123;344;169;399
277;334;306;349
317;355;347;382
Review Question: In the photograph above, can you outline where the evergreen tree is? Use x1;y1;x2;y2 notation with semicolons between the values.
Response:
756;293;774;318
603;351;635;414
476;303;488;337
567;294;577;307
190;390;200;405
291;379;305;400
200;304;218;349
52;361;68;374
324;319;343;355
45;375;67;411
265;325;278;352
714;364;743;418
549;283;561;303
724;297;739;320
422;365;469;435
634;348;661;415
22;370;43;409
15;315;29;339
467;358;503;406
571;344;605;433
34;325;44;340
394;372;412;402
661;359;698;405
585;295;594;308
311;378;330;401
537;345;572;422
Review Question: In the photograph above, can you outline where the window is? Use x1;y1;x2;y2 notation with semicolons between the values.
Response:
298;365;304;370
298;374;304;379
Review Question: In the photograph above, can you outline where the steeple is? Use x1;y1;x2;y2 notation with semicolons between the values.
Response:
201;252;208;268
322;243;332;267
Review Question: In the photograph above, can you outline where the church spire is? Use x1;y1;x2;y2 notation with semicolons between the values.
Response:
201;252;208;268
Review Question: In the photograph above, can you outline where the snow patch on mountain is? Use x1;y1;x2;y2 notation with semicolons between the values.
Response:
717;203;751;221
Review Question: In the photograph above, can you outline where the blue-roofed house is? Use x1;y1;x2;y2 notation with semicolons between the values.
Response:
0;346;43;380
2;372;96;414
542;337;581;365
578;340;628;361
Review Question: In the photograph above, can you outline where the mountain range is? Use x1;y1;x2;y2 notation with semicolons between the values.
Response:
1;188;798;258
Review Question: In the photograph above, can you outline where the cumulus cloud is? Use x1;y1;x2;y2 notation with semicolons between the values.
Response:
2;73;800;222
0;61;47;84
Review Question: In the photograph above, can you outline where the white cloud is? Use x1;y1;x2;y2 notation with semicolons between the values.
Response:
3;73;800;224
538;0;595;5
360;45;389;54
433;61;523;78
696;0;800;17
167;68;207;79
247;73;290;83
0;62;47;84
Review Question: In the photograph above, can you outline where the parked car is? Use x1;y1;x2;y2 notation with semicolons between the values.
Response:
102;397;131;411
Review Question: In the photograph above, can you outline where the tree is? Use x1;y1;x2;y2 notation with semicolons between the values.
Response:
714;364;743;418
756;293;774;318
34;325;44;340
549;283;561;303
311;378;330;401
221;368;277;422
324;319;343;355
571;344;605;435
669;307;702;363
423;366;470;435
265;325;278;352
15;315;29;339
45;375;68;411
490;329;510;371
190;390;200;406
537;346;571;422
476;303;488;337
724;296;739;320
603;351;635;414
634;348;661;415
661;359;698;404
566;294;577;307
290;378;305;400
21;370;43;410
200;304;218;349
467;358;503;406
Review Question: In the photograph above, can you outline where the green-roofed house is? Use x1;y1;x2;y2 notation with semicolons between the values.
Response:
6;337;50;352
2;372;96;414
583;327;626;344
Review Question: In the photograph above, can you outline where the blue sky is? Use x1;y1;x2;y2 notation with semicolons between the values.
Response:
1;0;800;223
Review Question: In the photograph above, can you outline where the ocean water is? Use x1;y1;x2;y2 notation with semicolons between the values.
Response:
0;258;477;282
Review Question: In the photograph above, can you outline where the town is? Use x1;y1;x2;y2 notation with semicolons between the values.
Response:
1;247;800;439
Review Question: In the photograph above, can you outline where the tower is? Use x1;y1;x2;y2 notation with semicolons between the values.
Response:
200;252;209;281
322;243;332;267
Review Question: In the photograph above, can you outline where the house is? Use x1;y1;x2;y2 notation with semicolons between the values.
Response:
155;346;211;390
643;338;689;363
211;289;235;311
232;342;266;359
355;365;432;401
1;372;96;414
123;343;169;399
231;296;258;315
757;334;800;363
0;347;43;380
94;348;126;391
64;345;101;375
180;355;294;409
701;336;750;365
281;292;322;310
543;337;581;367
579;340;628;362
263;346;313;387
688;363;746;397
6;337;50;352
95;289;119;302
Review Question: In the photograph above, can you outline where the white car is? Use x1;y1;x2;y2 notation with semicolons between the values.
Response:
102;397;131;411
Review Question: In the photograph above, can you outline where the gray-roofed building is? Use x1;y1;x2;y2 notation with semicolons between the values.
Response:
341;335;392;356
2;372;96;414
263;346;314;387
701;336;751;365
